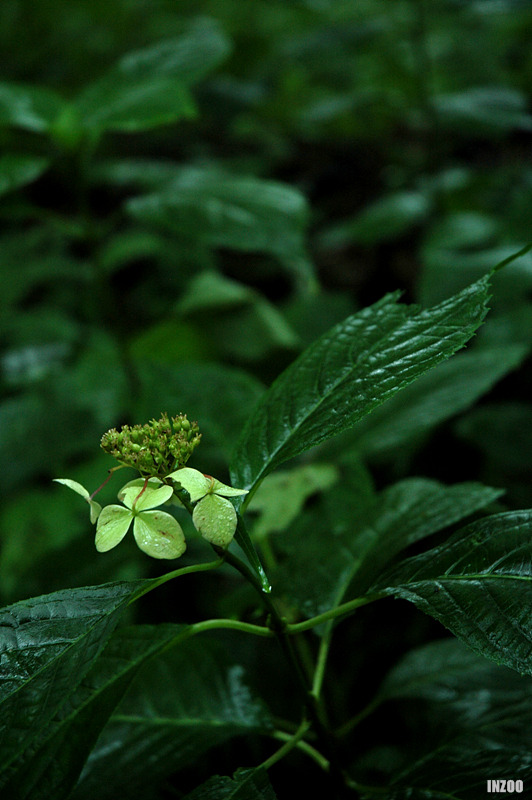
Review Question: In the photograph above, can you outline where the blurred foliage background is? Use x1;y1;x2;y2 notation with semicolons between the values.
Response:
1;0;532;605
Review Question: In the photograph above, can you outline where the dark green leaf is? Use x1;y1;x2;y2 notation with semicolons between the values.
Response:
0;82;64;133
0;154;49;197
75;77;195;134
375;640;532;799
273;478;500;618
183;768;277;800
0;580;147;778
75;18;231;133
0;624;188;799
346;344;528;459
114;17;231;87
374;510;532;674
126;167;313;283
320;190;431;248
72;638;273;799
231;274;492;494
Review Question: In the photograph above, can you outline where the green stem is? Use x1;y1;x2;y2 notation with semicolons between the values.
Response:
270;729;330;772
187;617;272;638
261;720;312;771
216;546;350;793
312;620;335;699
130;558;225;604
287;593;384;635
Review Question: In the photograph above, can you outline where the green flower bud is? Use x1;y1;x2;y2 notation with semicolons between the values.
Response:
101;412;201;479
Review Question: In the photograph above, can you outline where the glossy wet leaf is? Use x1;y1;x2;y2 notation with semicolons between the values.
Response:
347;344;528;459
231;273;493;494
0;624;189;799
0;580;148;780
72;638;273;800
183;768;277;800
374;510;532;674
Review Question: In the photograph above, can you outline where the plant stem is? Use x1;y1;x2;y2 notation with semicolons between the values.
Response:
261;720;312;771
216;546;352;793
287;593;385;635
270;728;330;772
130;557;225;604
312;620;335;699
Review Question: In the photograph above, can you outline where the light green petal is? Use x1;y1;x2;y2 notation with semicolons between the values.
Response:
211;478;248;498
54;477;91;499
119;478;173;511
133;510;187;559
167;467;211;502
54;478;102;523
192;494;237;548
88;498;103;524
95;505;132;552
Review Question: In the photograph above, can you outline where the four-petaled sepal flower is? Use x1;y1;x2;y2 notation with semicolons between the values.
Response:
96;478;186;559
168;467;248;548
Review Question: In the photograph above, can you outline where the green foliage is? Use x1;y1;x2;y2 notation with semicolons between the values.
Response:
1;1;532;797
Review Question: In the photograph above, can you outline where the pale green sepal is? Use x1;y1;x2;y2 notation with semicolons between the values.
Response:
88;498;102;524
118;477;162;500
54;478;102;523
210;478;249;498
133;510;187;559
54;477;91;499
95;505;132;552
167;467;211;502
192;494;237;548
119;478;173;511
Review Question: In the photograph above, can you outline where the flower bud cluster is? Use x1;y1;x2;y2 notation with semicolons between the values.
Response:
100;412;201;478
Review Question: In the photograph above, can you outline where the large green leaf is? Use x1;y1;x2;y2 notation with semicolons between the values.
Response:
72;638;273;799
0;580;147;778
183;768;278;800
364;640;532;799
373;510;532;674
0;624;188;800
273;477;501;618
0;154;49;197
0;82;64;132
75;77;194;134
230;273;492;494
113;17;231;88
346;344;527;459
126;166;313;283
74;18;231;133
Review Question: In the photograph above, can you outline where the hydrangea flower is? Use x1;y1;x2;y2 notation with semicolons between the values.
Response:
168;467;248;547
95;478;186;559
